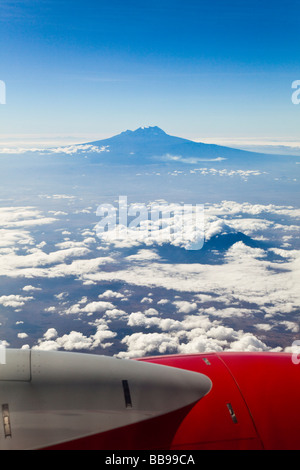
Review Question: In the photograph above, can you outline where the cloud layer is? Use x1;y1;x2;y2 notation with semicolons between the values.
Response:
1;199;299;358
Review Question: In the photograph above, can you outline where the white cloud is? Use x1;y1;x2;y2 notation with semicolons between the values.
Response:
95;201;205;251
173;301;198;314
1;201;299;356
229;334;270;352
55;292;69;300
43;328;58;340
45;144;110;155
116;320;273;358
126;249;161;262
141;297;153;304
44;306;56;312
83;239;300;325
94;199;300;253
0;206;57;227
22;285;42;292
98;290;124;299
65;300;115;315
0;144;110;155
144;308;159;316
104;308;128;319
0;295;33;308
206;200;300;219
157;299;170;305
34;324;117;352
157;154;227;164
118;332;180;359
279;321;299;333
17;332;28;339
189;167;266;180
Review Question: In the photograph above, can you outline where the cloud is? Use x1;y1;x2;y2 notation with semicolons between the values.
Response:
229;334;270;352
83;239;300;325
95;201;205;251
65;300;115;315
126;249;161;262
17;332;28;339
1;201;299;356
0;207;57;228
117;312;273;359
94;199;300;253
98;290;125;299
157;299;170;305
157;154;227;164
141;297;153;304
118;332;180;359
189;168;266;180
0;295;33;308
0;144;110;156
0;205;116;280
206;200;300;219
43;328;58;340
33;323;117;352
0;247;114;279
173;301;198;314
22;285;42;292
43;144;110;155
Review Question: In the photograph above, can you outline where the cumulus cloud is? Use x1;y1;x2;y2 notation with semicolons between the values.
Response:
95;201;205;251
173;301;198;314
83;237;300;327
94;199;300;253
98;290;125;299
33;323;117;352
126;249;161;262
229;334;270;352
17;332;28;339
117;314;273;358
0;206;118;285
45;144;110;155
114;306;278;359
65;300;115;315
189;167;266;180
22;285;42;292
0;249;114;279
118;332;180;358
0;295;33;308
157;154;227;164
141;297;153;304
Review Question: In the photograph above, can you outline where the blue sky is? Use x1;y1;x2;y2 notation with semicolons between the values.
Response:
0;0;300;145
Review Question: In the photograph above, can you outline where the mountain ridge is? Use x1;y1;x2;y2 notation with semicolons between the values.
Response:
83;126;290;166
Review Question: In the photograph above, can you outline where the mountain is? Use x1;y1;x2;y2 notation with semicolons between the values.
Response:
83;126;289;166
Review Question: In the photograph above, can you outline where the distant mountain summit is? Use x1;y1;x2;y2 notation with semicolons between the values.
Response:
80;126;281;166
120;126;167;137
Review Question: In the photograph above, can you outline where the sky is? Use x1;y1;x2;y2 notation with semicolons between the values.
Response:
0;0;300;146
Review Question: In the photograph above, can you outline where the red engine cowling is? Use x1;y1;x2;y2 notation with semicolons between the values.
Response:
139;352;300;450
